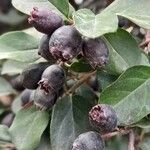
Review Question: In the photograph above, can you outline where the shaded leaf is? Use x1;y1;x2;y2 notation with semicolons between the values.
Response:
99;66;150;126
50;94;95;150
0;125;11;142
133;118;150;129
9;106;49;150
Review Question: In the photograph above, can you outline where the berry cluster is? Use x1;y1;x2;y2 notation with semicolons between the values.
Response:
18;7;116;149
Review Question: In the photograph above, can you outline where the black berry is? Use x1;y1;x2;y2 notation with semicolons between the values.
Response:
38;64;65;93
1;112;15;127
72;131;105;150
33;87;57;110
89;104;117;133
83;38;109;68
28;7;64;34
21;89;34;106
21;63;49;89
49;25;82;61
38;34;55;62
10;75;24;91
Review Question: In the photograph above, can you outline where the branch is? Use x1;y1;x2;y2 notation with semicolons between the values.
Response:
128;130;135;150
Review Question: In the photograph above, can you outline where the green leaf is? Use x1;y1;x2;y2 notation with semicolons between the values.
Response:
73;0;150;38
70;60;93;73
97;70;118;90
73;9;118;38
104;29;149;75
49;0;69;17
0;125;11;142
0;31;39;62
9;106;49;150
104;0;150;30
50;94;95;150
99;66;150;126
133;118;150;129
0;77;15;96
1;60;28;75
12;0;74;19
140;136;150;150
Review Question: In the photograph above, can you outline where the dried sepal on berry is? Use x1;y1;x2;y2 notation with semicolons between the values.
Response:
49;25;82;61
28;7;64;34
38;64;66;93
89;104;117;133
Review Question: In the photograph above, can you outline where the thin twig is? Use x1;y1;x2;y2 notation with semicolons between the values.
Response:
128;130;135;150
67;71;96;94
102;128;130;140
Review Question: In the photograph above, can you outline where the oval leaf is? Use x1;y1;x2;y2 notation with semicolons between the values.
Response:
9;106;49;150
0;31;39;62
99;66;150;126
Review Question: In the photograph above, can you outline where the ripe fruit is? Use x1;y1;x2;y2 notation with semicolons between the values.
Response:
34;87;57;110
49;25;82;61
21;89;34;106
28;7;64;34
89;104;117;133
72;131;105;150
10;75;24;91
21;63;49;89
1;112;15;127
38;64;65;93
38;34;55;62
83;38;109;68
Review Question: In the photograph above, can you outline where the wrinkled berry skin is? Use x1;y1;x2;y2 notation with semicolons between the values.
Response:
49;26;82;61
38;65;65;93
89;104;117;133
83;38;109;68
21;63;49;89
28;7;64;34
34;87;57;110
38;34;55;62
72;131;104;150
1;112;15;127
21;89;34;106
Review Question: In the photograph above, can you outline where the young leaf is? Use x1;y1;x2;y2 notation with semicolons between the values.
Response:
0;31;39;62
9;106;49;150
99;66;150;126
73;0;150;38
73;9;118;38
50;93;95;150
0;77;15;96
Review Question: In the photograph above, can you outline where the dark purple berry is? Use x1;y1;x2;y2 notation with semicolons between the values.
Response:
21;89;34;106
38;65;65;93
49;25;82;61
21;63;49;89
10;75;24;91
72;131;105;150
33;87;57;110
0;0;11;13
83;38;109;68
38;34;55;62
28;7;64;34
1;112;15;127
89;104;117;133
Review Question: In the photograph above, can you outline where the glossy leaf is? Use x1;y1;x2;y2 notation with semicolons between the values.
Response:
99;66;150;126
9;106;49;150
